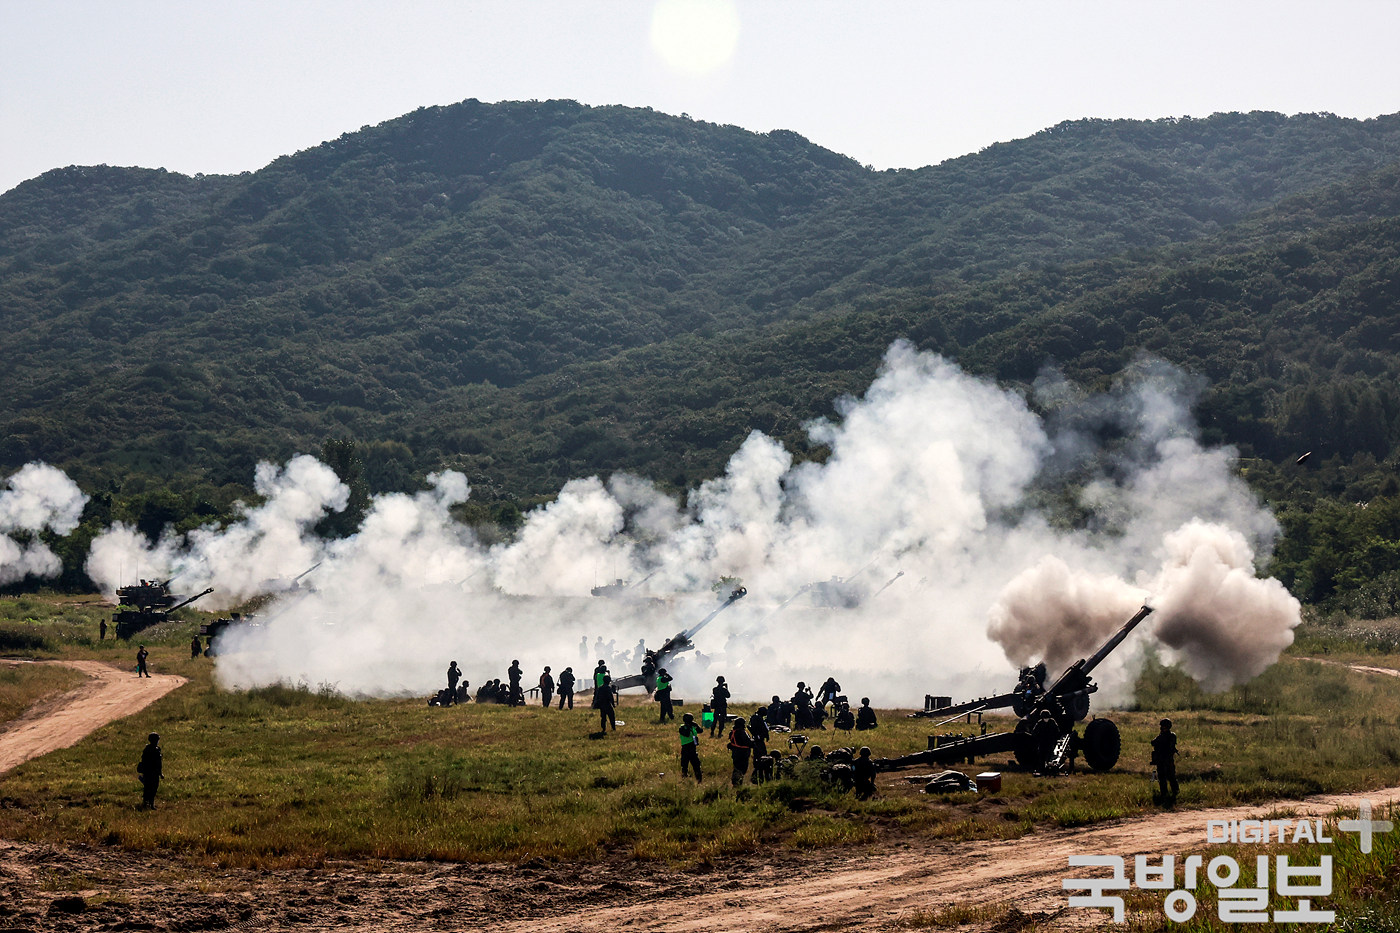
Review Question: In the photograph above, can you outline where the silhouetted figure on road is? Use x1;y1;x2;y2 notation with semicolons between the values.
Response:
136;645;150;678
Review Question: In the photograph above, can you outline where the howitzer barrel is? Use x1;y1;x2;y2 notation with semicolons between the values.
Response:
292;562;322;583
1041;604;1153;700
168;587;214;613
909;691;1019;719
680;586;747;641
1079;605;1152;677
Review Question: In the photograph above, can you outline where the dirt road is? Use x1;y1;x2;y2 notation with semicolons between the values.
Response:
1297;656;1400;675
1;661;1396;931
0;781;1395;932
0;659;186;774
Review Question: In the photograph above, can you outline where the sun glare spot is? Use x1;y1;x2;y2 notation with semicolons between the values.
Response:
650;0;741;77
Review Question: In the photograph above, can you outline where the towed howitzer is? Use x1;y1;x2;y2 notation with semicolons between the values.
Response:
612;586;748;692
883;605;1154;774
114;586;215;640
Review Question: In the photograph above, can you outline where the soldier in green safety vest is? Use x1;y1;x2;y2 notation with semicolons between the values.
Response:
655;667;674;722
678;713;702;783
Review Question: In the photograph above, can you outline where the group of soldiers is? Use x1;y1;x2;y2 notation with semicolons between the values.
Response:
750;680;880;733
431;659;581;709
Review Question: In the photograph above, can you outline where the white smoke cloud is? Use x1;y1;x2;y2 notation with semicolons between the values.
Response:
985;362;1300;695
1149;520;1300;691
85;454;347;607
0;462;88;584
132;341;1299;707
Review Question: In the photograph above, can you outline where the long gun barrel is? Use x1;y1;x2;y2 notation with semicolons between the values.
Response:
292;562;322;584
168;588;214;613
1041;605;1154;699
613;587;749;692
872;570;905;598
679;586;748;642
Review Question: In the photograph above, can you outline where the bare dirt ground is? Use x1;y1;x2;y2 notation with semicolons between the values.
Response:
1298;656;1400;678
0;660;186;775
1;662;1396;932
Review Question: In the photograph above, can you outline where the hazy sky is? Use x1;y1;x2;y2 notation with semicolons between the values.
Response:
3;0;1398;195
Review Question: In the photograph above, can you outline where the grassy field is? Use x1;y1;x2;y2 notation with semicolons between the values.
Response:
0;661;87;725
3;589;1400;933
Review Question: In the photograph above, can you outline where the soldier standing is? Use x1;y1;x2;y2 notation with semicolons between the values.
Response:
596;670;617;732
747;708;769;781
507;660;524;706
99;618;107;641
1151;718;1180;802
137;733;163;809
558;666;576;709
727;718;753;787
136;645;150;678
190;634;202;659
539;666;555;707
709;676;730;737
591;660;609;708
791;682;813;728
678;713;703;782
655;667;675;722
447;661;462;705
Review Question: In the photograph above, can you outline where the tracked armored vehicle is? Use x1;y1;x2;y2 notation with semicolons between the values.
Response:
112;579;214;639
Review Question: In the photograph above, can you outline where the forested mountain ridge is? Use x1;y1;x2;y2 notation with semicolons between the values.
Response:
3;101;1400;611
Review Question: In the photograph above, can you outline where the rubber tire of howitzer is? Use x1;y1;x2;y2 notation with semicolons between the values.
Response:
1082;717;1121;772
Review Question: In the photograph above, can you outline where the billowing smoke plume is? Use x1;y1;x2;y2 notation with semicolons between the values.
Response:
0;463;88;584
85;455;347;607
985;360;1299;694
106;342;1298;704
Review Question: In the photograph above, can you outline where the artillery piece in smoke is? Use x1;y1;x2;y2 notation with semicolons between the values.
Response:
882;605;1154;774
113;579;215;639
590;570;658;600
611;585;748;693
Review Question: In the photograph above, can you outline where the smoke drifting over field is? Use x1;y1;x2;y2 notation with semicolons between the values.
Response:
90;343;1301;704
0;463;87;585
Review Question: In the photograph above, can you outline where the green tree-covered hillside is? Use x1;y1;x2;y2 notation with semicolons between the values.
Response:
3;101;1400;608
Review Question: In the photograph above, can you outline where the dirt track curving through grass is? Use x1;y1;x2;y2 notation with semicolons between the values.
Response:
0;780;1396;931
1;660;1397;930
0;659;186;774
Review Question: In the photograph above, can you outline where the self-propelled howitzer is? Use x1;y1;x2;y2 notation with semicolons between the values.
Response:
883;605;1154;774
114;586;215;640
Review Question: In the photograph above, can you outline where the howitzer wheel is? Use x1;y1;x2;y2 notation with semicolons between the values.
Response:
1082;717;1121;772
